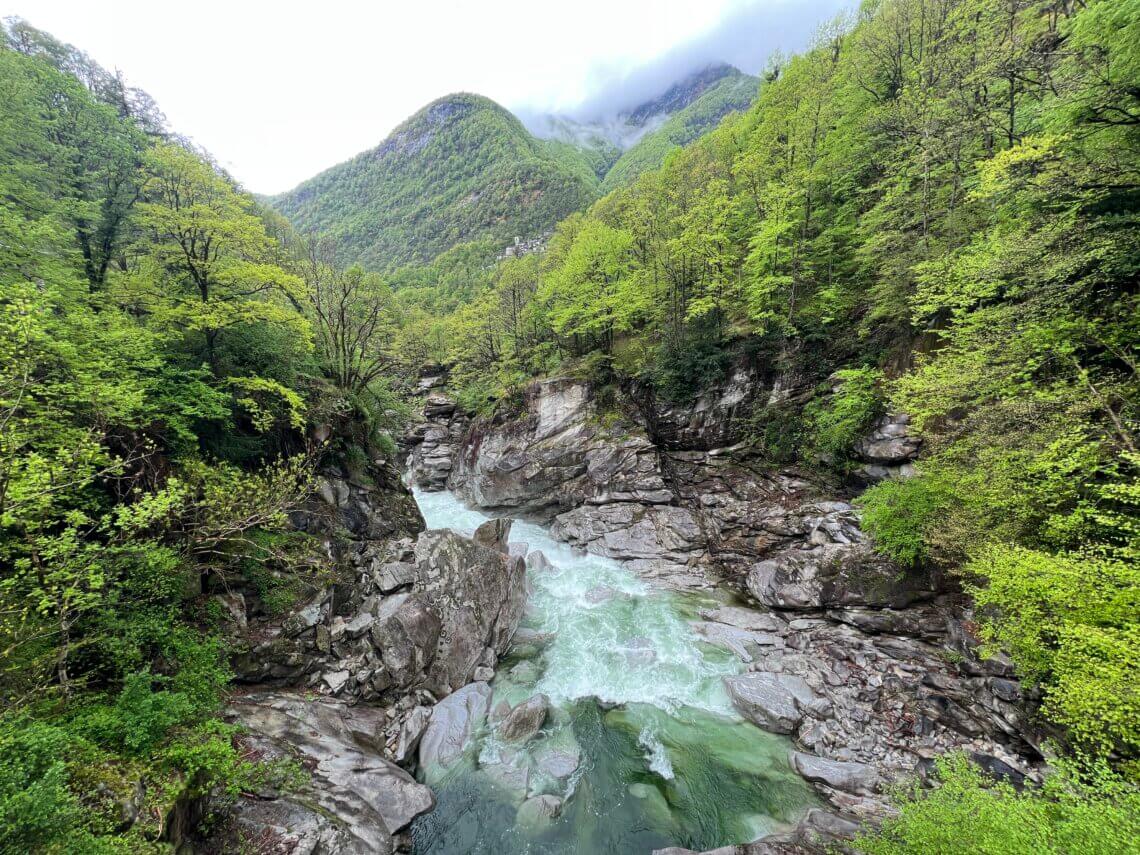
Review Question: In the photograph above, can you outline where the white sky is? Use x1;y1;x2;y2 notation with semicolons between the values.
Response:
2;0;848;194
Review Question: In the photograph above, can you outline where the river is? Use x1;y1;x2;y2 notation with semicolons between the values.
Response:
410;489;813;854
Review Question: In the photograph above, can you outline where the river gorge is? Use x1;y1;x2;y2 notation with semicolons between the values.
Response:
195;373;1042;854
410;489;814;854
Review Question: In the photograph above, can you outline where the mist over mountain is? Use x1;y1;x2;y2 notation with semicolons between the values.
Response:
272;60;761;268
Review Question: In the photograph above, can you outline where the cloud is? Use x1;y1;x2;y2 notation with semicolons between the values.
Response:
519;0;851;122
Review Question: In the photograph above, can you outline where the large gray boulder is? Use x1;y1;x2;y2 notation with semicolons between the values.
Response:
369;593;441;687
414;529;527;693
419;681;493;770
473;517;513;553
725;672;830;734
219;693;435;854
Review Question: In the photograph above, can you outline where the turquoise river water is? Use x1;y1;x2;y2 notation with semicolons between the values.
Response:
410;489;813;855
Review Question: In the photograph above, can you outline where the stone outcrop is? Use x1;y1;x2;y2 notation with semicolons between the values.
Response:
403;390;469;490
699;597;1039;834
856;413;920;481
449;377;673;515
228;522;525;705
194;693;435;854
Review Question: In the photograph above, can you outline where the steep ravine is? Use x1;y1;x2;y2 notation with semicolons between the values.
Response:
401;372;1045;853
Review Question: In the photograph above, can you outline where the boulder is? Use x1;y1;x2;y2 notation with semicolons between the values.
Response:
473;517;513;553
516;794;562;828
419;681;493;770
369;594;442;687
497;694;549;742
526;550;554;572
725;672;829;734
414;529;527;693
393;705;432;764
791;752;879;795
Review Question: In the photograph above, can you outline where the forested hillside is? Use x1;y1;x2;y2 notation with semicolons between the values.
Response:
269;94;599;269
388;0;1140;847
0;20;411;851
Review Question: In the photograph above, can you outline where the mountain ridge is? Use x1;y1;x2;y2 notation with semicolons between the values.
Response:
270;64;758;268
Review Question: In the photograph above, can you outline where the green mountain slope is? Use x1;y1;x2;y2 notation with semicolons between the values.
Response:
600;69;757;192
270;94;599;269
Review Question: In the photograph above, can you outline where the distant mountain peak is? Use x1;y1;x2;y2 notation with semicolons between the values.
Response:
623;62;740;125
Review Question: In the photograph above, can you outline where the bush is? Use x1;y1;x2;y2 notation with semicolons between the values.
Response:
856;753;1140;855
802;366;883;465
858;474;953;566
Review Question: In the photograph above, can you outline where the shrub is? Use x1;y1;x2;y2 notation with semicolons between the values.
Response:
856;753;1140;855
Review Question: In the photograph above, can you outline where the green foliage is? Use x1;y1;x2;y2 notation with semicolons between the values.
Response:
802;367;883;463
857;753;1140;855
0;27;322;850
858;475;954;566
271;94;599;269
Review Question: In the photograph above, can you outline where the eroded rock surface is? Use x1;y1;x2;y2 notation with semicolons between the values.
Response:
197;692;435;855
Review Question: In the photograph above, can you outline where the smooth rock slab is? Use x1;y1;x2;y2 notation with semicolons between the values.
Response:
225;693;434;854
791;751;879;795
419;681;493;770
725;672;829;734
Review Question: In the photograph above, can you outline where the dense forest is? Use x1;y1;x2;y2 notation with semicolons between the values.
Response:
0;18;410;851
1;0;1139;851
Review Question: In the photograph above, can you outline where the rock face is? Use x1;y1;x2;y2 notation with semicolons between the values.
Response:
403;390;469;491
229;523;525;703
197;693;435;854
449;378;673;515
855;413;921;482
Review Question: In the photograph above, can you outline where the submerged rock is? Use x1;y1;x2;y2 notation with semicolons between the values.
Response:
498;693;550;742
516;794;562;828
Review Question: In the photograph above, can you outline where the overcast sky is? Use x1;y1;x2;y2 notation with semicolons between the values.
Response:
2;0;849;194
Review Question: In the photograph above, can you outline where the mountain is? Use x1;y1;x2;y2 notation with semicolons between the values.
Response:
272;65;758;269
270;93;598;270
600;66;757;191
524;64;758;190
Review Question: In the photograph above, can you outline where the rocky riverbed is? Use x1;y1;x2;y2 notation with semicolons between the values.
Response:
399;374;1043;852
191;372;1040;854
